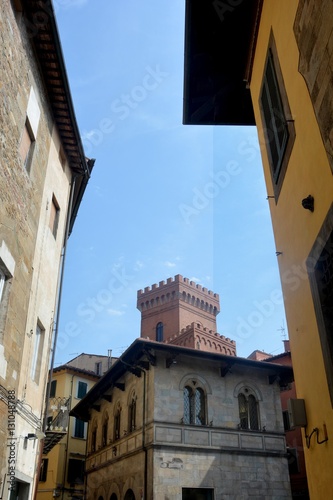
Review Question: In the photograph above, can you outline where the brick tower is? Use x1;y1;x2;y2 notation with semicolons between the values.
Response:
137;275;236;355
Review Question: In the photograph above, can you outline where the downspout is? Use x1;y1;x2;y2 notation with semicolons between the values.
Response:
33;174;78;500
61;374;74;500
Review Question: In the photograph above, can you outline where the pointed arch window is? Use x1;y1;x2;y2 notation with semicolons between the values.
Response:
238;392;260;430
114;407;121;441
156;322;163;342
128;394;137;433
91;424;97;452
184;385;206;425
102;415;109;447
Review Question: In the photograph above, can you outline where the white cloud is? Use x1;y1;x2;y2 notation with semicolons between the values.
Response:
189;276;200;283
107;308;125;317
164;261;176;268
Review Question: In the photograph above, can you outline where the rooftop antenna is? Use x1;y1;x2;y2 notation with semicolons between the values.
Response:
277;321;286;340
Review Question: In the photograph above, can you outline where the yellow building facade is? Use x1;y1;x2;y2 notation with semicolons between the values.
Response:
250;3;333;498
36;355;112;500
183;1;333;498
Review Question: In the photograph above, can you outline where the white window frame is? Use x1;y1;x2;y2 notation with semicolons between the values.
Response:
0;269;5;303
31;322;44;383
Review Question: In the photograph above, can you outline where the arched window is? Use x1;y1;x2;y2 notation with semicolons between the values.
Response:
110;495;118;500
102;414;108;447
114;407;121;441
124;489;135;500
156;322;163;342
184;385;206;425
128;393;137;432
238;392;260;430
90;421;97;452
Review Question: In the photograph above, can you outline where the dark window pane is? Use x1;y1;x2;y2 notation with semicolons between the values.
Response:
77;381;87;398
283;409;291;431
39;458;48;482
195;388;205;425
67;459;84;485
156;322;163;341
183;386;191;424
248;394;259;430
238;393;248;429
49;380;57;398
74;418;85;438
315;232;333;360
261;50;289;183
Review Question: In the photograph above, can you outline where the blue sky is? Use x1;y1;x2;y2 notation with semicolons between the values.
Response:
54;0;287;365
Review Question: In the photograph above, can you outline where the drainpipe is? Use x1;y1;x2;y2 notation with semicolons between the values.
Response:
61;374;74;500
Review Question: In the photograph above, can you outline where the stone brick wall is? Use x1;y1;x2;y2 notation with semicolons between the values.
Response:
294;0;333;172
0;2;76;495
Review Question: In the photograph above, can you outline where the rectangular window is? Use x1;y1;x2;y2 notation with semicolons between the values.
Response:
259;32;295;200
77;381;87;399
39;458;48;482
307;204;333;405
49;380;57;398
49;195;60;239
31;322;44;384
67;459;84;485
287;447;299;474
283;409;291;431
182;488;214;500
74;418;86;439
95;362;102;375
19;120;35;172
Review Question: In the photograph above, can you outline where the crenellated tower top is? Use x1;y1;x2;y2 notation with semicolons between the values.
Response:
137;274;221;345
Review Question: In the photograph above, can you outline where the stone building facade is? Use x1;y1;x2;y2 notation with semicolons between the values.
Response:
71;338;293;500
0;1;93;498
71;277;293;499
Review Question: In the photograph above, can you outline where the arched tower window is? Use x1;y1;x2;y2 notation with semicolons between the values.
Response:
184;385;206;425
156;322;163;342
238;392;260;430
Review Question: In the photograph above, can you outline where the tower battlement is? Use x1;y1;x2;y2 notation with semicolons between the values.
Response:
137;274;220;316
138;274;219;298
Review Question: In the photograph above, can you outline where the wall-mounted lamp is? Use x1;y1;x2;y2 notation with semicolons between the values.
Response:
25;430;46;441
301;195;314;212
166;357;177;368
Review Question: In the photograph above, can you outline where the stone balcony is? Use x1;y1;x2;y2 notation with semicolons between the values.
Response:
85;422;286;472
